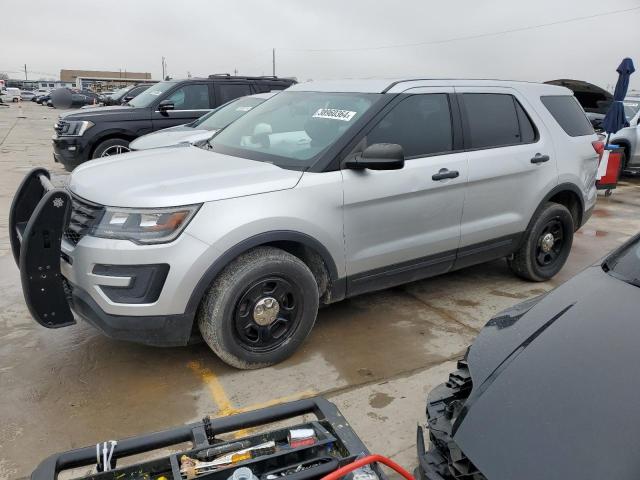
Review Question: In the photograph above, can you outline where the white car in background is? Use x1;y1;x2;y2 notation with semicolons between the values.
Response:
1;87;21;102
608;96;640;173
129;91;278;151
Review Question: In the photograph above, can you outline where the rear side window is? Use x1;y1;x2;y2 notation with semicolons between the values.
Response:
366;94;453;158
462;93;536;149
540;95;594;137
217;83;253;104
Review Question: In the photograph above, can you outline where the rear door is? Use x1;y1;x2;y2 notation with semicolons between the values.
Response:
454;87;557;268
151;82;213;130
342;88;468;295
214;82;253;108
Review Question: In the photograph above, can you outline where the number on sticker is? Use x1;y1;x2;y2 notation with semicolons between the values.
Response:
312;108;357;122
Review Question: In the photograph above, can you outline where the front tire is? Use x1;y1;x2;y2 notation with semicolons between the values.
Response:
508;202;574;281
92;138;131;158
198;247;319;369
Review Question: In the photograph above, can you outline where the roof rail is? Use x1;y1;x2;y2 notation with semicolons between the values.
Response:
207;74;285;81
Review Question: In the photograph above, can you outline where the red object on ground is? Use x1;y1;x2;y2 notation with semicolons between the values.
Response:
597;147;624;191
320;454;415;480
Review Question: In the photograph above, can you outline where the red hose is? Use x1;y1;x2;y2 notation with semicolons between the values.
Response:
320;454;415;480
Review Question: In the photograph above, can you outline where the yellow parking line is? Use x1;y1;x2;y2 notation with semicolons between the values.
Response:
187;360;236;415
187;360;318;439
234;390;318;413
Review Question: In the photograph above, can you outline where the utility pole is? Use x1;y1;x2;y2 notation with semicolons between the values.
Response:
161;57;166;80
234;68;238;76
272;48;276;77
24;64;27;80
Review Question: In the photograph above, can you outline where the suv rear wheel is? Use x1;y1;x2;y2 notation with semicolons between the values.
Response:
509;202;574;281
92;138;131;158
198;247;319;369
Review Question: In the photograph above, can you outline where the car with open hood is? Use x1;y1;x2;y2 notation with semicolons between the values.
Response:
11;78;598;369
417;233;640;480
129;91;277;151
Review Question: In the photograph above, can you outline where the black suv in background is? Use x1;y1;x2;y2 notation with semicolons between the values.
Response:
52;75;296;170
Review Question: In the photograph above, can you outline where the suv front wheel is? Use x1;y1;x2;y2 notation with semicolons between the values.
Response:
509;202;574;282
198;247;319;369
92;138;131;158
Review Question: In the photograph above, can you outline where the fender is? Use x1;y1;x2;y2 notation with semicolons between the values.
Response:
183;230;344;317
523;182;586;240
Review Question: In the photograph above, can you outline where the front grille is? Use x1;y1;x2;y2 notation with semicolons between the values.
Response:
63;194;105;245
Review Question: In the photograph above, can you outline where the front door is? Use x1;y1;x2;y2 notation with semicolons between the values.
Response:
151;82;213;130
342;88;468;296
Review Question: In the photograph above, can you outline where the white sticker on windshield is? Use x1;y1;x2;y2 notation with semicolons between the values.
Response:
149;91;162;96
236;106;253;112
312;108;357;122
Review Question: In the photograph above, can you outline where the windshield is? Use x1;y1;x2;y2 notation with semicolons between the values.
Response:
193;96;266;131
604;236;640;287
210;91;381;169
624;100;639;121
128;81;178;108
109;86;130;99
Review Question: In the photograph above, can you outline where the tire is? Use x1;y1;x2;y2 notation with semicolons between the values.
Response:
92;138;131;158
198;247;319;369
508;202;574;282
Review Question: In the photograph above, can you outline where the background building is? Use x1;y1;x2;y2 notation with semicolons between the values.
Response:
60;69;154;91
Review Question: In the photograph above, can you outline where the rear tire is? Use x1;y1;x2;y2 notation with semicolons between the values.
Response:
92;138;131;158
198;247;319;369
508;202;574;282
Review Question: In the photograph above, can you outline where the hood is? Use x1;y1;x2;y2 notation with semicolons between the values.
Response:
129;126;214;151
454;266;640;480
60;105;146;121
68;146;303;208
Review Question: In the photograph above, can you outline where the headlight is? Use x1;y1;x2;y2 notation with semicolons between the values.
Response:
59;120;94;136
91;205;200;244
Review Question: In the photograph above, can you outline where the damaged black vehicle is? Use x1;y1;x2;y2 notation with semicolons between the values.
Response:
417;233;640;480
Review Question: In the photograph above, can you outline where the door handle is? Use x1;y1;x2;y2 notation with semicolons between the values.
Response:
531;153;550;164
432;168;460;181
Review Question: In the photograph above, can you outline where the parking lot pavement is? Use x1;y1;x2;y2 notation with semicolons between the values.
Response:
1;101;640;479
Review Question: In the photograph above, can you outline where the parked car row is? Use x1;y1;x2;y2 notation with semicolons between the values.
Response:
52;74;296;169
12;77;599;370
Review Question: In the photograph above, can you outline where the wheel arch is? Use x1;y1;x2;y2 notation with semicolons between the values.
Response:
184;231;345;319
526;183;585;237
89;130;138;158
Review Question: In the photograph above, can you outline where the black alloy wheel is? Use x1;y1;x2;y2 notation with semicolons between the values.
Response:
233;276;303;353
535;218;564;267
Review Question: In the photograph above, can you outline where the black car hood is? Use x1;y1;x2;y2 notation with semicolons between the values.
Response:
60;105;146;121
455;265;640;480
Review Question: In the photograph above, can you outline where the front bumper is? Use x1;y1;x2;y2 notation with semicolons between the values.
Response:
70;283;194;346
10;168;212;347
416;360;485;480
52;135;90;169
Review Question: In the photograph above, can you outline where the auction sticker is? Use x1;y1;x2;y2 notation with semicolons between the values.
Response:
313;108;357;121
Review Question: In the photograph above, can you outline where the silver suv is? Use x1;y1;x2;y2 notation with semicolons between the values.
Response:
10;78;600;369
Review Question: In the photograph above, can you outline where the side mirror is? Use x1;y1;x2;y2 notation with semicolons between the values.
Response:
158;99;175;112
345;143;405;170
122;95;134;103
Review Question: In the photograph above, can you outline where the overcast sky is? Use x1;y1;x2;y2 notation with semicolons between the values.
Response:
3;0;640;92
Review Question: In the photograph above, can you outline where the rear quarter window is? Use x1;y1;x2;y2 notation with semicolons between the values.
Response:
540;95;594;137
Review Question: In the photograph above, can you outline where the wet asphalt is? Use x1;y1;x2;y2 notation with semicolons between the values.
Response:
1;102;640;479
